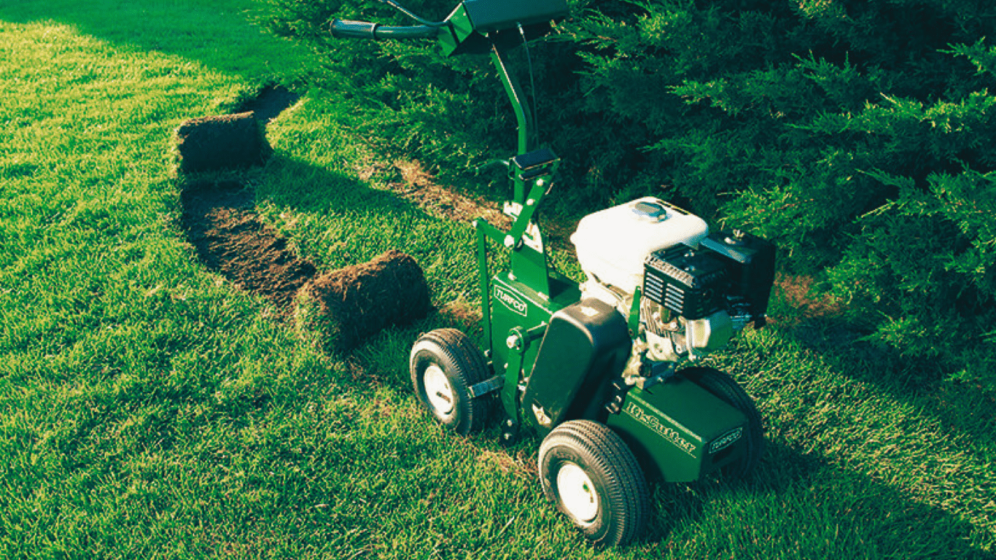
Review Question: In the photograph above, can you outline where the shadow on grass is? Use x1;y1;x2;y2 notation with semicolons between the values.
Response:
163;154;996;555
633;440;991;557
237;153;992;555
776;312;996;452
255;156;429;222
0;0;316;86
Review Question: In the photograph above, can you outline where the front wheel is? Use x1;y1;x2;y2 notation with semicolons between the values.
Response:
538;420;649;546
410;328;492;435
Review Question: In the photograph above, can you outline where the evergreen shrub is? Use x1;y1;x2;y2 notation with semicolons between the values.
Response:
260;0;996;392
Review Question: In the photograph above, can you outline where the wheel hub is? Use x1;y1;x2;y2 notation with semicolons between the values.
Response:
557;462;599;524
423;364;455;417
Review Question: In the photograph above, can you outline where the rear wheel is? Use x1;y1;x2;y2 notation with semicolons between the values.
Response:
410;328;492;435
682;366;764;478
538;420;649;546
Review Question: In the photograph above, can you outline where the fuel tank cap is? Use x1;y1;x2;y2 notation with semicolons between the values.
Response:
632;200;668;222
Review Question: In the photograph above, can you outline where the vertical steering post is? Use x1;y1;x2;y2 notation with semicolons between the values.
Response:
490;44;533;204
474;219;494;357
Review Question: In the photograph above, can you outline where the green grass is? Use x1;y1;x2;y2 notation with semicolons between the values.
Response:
1;2;994;558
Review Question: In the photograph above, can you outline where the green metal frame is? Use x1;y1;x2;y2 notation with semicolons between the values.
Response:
468;45;561;341
426;0;751;481
472;44;564;424
435;1;572;431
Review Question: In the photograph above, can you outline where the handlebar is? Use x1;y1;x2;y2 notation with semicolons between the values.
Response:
329;19;442;40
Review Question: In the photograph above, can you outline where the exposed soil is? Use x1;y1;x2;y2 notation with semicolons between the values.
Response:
773;273;843;324
175;84;315;312
180;180;317;312
359;159;580;252
360;160;513;230
237;85;301;124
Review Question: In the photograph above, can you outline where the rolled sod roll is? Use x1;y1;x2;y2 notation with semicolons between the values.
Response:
296;250;431;352
174;112;271;174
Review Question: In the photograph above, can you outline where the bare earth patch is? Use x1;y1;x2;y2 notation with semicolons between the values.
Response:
360;159;513;230
180;180;317;312
774;273;843;322
359;159;579;251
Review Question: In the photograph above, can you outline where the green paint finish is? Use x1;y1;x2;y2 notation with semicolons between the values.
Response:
491;46;533;158
607;376;748;482
489;272;579;391
438;4;476;56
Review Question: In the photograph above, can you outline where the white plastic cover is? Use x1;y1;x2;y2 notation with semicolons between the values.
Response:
570;197;708;294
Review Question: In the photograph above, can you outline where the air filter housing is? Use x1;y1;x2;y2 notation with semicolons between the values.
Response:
644;230;776;326
644;247;728;320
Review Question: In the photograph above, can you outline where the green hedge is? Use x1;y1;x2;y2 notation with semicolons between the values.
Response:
260;0;996;392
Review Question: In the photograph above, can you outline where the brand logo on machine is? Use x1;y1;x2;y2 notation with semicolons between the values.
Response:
709;427;743;454
625;401;697;457
494;286;528;317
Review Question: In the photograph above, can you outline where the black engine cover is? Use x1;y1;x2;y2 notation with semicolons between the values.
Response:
522;298;631;432
644;247;729;320
700;231;776;324
644;231;776;326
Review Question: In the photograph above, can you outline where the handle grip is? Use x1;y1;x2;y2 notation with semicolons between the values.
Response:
330;19;441;40
329;19;379;39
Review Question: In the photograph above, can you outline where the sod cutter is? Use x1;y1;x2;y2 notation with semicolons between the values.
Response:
331;0;776;546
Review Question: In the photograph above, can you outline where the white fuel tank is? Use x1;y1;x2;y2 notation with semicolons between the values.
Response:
571;197;709;294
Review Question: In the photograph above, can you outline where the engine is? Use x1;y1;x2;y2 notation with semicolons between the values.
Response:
571;197;775;386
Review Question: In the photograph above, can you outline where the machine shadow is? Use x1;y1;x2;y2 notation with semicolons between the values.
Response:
640;440;990;557
171;154;993;555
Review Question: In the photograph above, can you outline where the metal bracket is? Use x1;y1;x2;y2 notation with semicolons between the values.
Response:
637;361;678;391
468;375;505;399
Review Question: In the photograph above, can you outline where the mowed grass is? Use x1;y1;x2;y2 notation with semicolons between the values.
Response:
1;2;994;559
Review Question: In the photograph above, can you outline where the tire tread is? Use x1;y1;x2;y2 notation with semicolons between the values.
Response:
410;328;492;435
539;420;649;546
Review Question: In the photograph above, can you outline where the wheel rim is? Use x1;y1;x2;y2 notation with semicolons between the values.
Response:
557;462;599;524
423;364;455;417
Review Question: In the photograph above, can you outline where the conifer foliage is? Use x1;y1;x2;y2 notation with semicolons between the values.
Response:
263;0;996;392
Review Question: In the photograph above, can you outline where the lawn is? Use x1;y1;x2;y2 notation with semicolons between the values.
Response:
1;1;993;558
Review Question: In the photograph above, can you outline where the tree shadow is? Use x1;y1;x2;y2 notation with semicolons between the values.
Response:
773;310;996;453
0;0;317;86
634;440;992;557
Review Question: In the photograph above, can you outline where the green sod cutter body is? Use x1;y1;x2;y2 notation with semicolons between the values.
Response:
332;0;776;546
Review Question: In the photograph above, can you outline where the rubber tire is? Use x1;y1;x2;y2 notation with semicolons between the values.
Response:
410;328;492;435
681;366;764;478
538;420;650;546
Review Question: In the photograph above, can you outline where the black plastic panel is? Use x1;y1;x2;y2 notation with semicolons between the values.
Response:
462;0;569;33
522;298;630;432
645;247;728;320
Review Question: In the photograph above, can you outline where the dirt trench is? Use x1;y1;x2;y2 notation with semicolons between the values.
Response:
178;86;315;312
